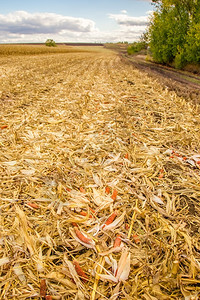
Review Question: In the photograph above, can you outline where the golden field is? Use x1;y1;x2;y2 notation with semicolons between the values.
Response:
0;44;99;56
0;45;200;299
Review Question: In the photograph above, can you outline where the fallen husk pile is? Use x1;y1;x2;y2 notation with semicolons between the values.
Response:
0;47;200;299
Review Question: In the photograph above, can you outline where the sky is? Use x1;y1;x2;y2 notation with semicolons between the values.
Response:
0;0;153;43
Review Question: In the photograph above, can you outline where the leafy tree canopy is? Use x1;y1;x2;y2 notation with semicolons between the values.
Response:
147;0;200;68
45;39;56;47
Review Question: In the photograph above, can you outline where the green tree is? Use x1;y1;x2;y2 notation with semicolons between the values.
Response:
185;22;200;63
45;39;56;47
148;2;190;64
148;0;200;67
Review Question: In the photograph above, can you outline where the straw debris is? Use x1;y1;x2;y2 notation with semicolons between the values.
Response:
0;45;200;299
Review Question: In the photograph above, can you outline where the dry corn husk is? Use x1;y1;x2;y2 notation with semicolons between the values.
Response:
0;45;200;299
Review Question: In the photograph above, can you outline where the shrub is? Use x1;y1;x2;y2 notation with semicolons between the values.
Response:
127;41;147;55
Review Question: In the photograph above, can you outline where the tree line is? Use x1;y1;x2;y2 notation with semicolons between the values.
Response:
149;0;200;68
129;0;200;69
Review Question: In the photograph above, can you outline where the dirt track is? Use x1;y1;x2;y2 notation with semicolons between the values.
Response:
1;47;200;299
122;53;200;105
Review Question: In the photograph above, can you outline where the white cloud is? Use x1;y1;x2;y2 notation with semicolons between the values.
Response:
146;10;154;15
0;11;96;35
0;10;150;43
106;12;150;41
121;10;128;14
109;13;149;27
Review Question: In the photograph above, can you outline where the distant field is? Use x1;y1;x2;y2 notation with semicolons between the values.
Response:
104;42;129;54
0;44;103;56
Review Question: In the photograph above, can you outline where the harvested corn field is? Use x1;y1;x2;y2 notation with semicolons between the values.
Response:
1;46;200;299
